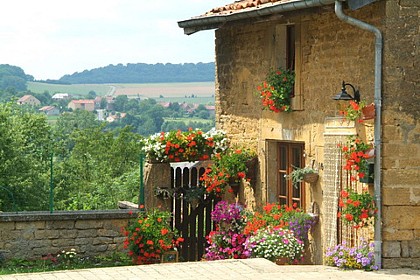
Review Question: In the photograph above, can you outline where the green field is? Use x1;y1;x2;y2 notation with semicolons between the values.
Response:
28;82;215;102
28;82;114;96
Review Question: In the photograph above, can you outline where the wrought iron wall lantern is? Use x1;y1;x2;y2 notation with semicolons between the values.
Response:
333;81;361;103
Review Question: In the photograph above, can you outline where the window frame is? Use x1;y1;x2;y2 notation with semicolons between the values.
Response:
277;142;306;208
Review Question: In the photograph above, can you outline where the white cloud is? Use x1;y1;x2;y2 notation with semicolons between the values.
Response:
0;0;227;80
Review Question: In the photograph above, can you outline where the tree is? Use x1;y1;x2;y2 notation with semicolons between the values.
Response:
87;90;97;99
113;95;129;112
54;110;100;158
0;102;52;211
52;126;143;210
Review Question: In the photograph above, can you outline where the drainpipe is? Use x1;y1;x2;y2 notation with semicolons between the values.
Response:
335;0;383;268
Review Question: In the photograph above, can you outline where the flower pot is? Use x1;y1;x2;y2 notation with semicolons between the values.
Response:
303;173;319;184
275;257;289;265
362;103;375;120
229;178;240;196
359;163;374;184
245;157;258;185
364;148;375;159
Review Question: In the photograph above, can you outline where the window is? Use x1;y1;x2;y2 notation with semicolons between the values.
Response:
277;142;305;208
266;141;305;208
273;24;302;110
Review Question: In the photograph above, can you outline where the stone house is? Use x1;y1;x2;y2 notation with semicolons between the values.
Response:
17;95;41;106
68;99;95;112
39;105;60;116
178;0;419;269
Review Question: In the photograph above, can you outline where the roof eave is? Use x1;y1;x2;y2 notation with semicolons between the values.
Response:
178;0;337;35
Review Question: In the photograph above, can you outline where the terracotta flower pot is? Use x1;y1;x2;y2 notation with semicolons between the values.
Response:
275;257;289;265
362;103;375;120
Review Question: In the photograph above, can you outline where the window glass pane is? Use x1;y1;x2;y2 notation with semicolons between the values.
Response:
292;147;302;167
280;197;287;205
279;146;287;170
280;172;287;196
293;184;300;198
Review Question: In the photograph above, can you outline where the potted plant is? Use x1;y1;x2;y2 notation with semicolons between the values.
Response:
285;165;319;187
339;100;375;122
245;227;304;264
339;136;373;182
203;201;251;260
325;239;378;271
243;203;316;243
199;148;256;195
256;67;295;113
338;189;377;229
123;209;184;264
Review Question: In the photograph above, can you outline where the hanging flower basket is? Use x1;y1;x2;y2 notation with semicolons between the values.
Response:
303;173;319;184
362;103;375;120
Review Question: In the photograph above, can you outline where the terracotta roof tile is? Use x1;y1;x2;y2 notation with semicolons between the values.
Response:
71;100;95;104
206;0;295;16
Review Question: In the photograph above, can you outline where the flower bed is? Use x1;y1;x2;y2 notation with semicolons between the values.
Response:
203;201;316;264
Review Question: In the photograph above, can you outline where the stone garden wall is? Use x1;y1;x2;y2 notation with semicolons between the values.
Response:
0;210;134;260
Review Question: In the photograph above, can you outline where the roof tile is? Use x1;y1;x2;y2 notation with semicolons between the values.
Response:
206;0;293;15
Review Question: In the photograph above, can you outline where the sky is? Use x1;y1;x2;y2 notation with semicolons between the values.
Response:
0;0;229;80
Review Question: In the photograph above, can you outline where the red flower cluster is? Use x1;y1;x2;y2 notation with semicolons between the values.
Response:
123;209;183;264
243;203;300;235
200;166;229;195
199;148;255;195
338;189;377;229
161;129;210;162
142;128;227;163
339;136;372;182
256;68;294;113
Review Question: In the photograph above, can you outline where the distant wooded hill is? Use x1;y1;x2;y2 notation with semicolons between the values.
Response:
0;64;34;91
56;62;215;84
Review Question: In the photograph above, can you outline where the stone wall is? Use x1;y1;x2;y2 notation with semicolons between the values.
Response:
381;0;420;269
214;3;380;265
0;210;134;260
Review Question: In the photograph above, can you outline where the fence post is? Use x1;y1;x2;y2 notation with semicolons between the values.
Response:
138;153;145;210
49;152;54;213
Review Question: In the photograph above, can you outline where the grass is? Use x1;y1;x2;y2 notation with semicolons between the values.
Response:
163;117;214;124
155;96;214;105
0;252;133;275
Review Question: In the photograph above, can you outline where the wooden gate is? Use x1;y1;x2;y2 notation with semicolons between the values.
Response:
170;161;220;261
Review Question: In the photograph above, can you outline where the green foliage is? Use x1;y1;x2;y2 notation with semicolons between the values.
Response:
53;125;143;210
285;165;317;187
0;102;52;211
